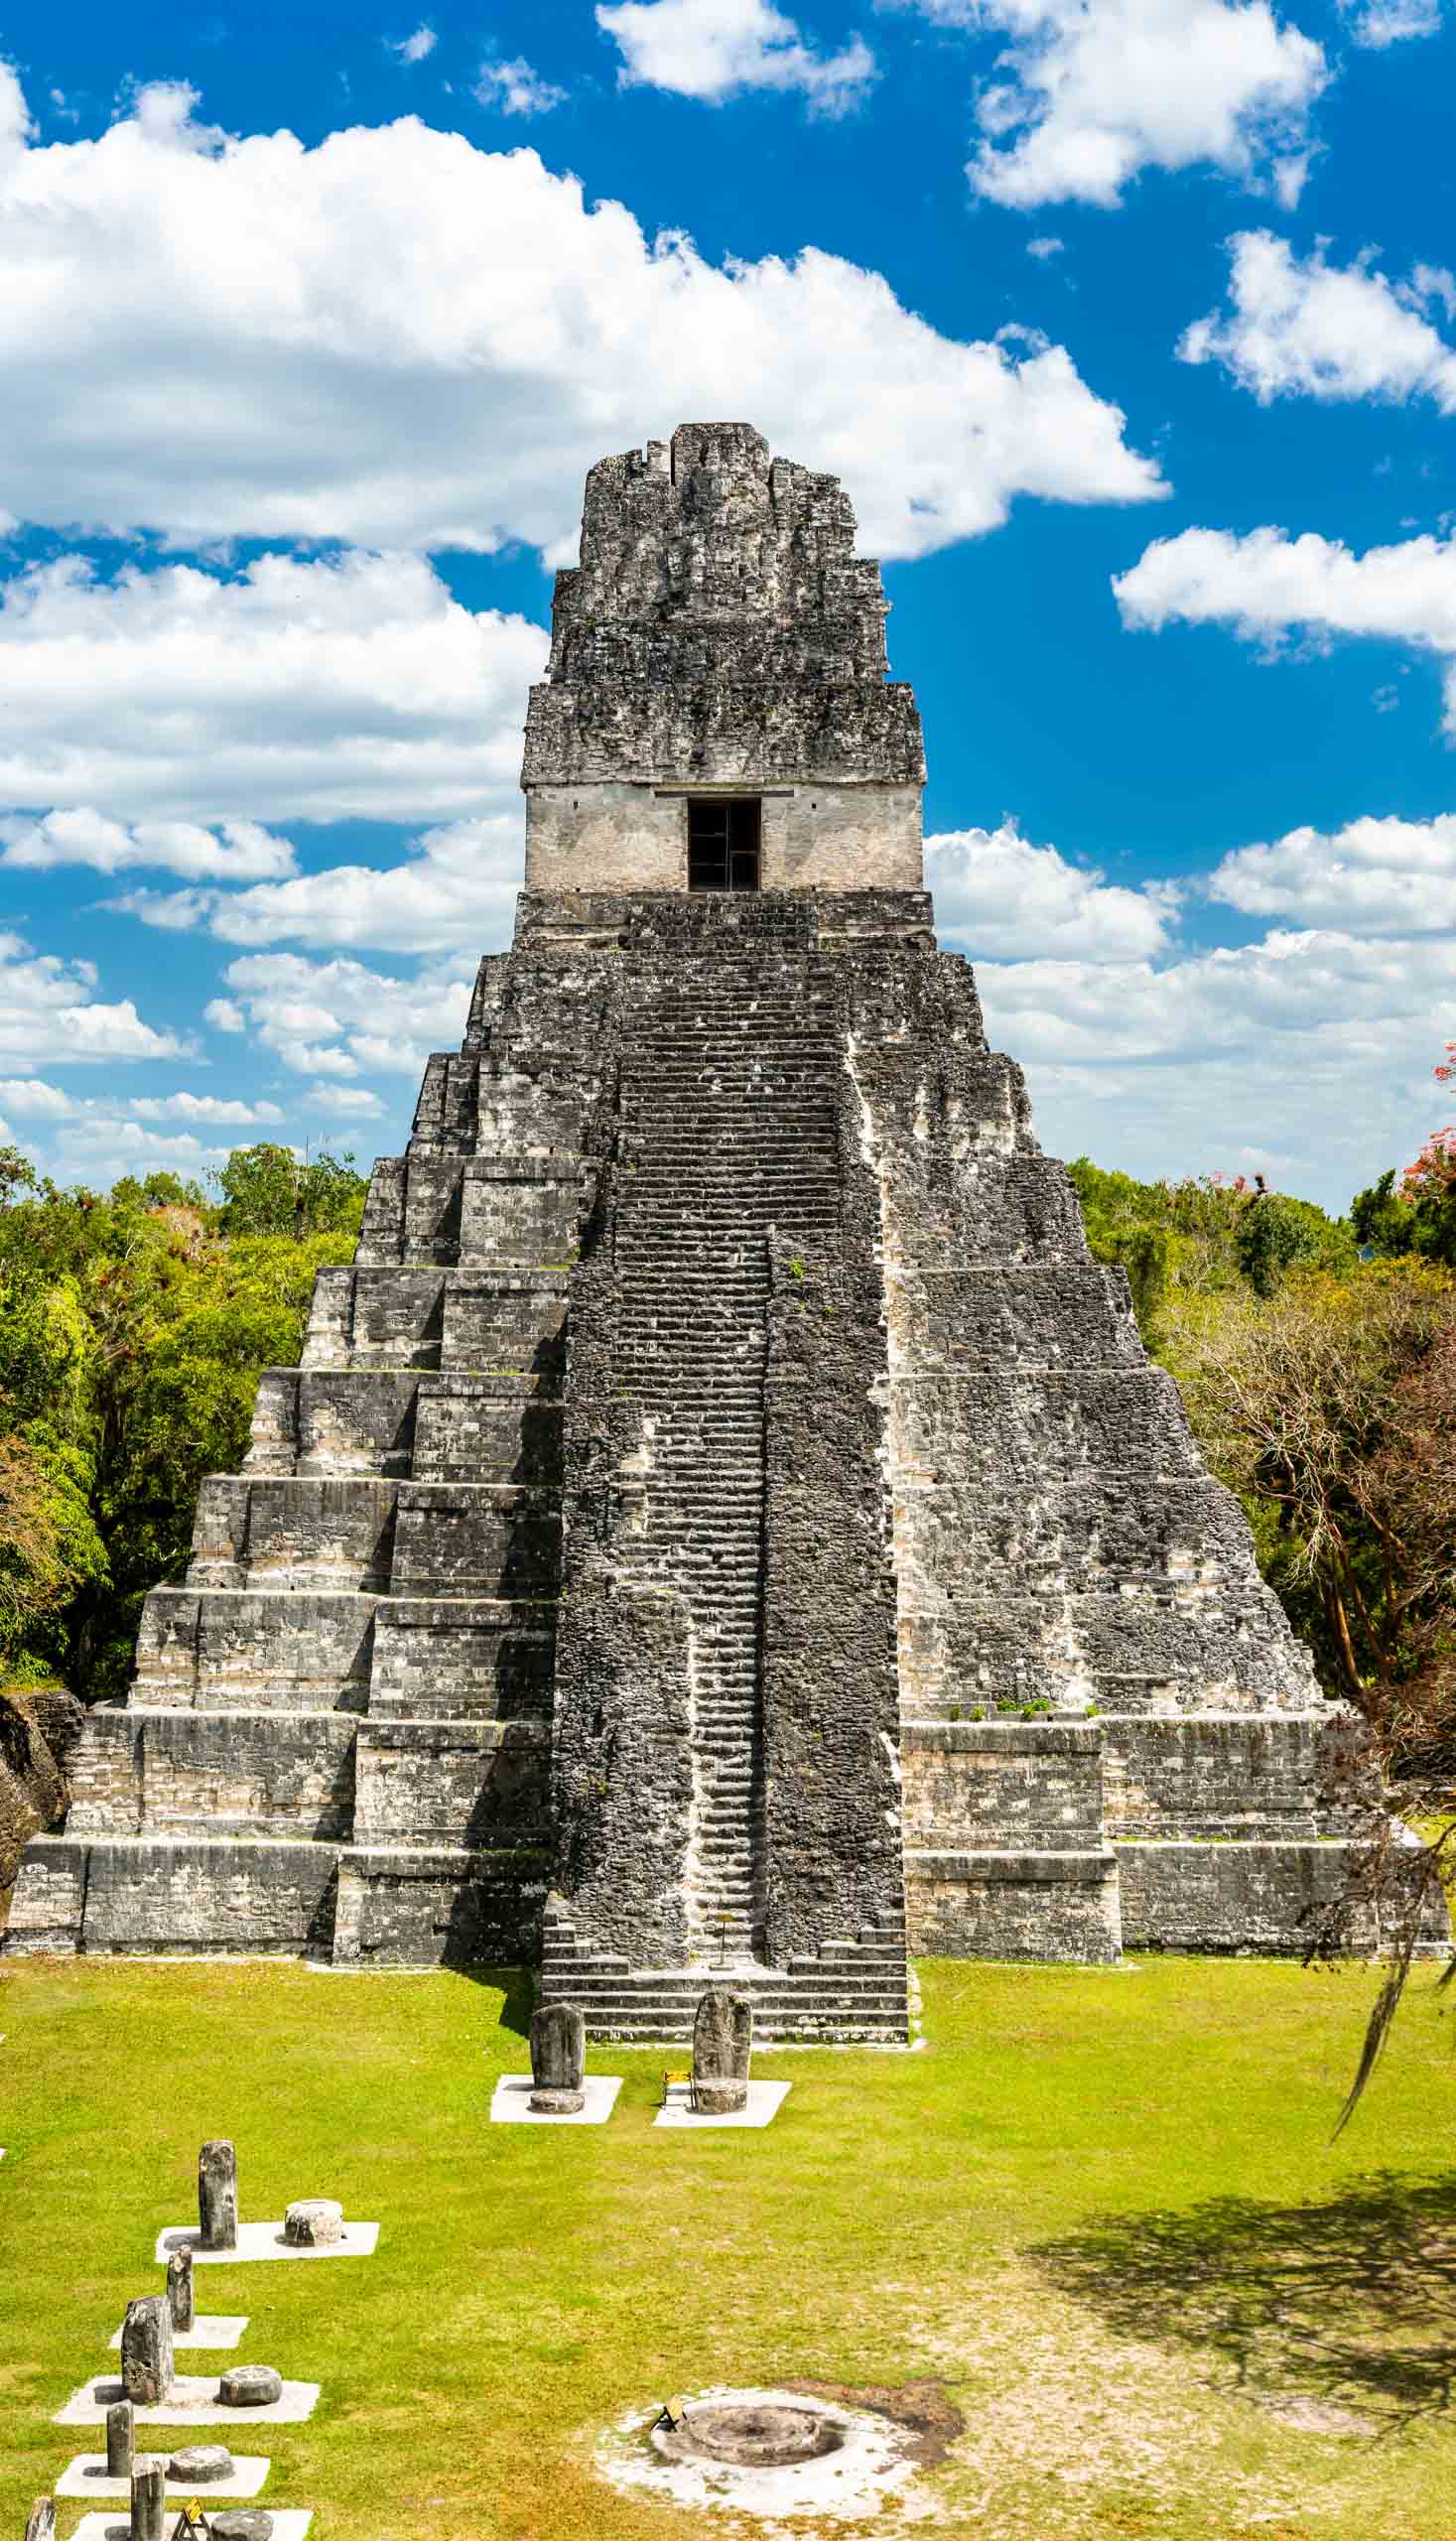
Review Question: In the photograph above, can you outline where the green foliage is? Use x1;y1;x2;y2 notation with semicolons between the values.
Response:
0;1142;359;1698
1068;1157;1355;1345
212;1141;367;1239
1352;1164;1456;1269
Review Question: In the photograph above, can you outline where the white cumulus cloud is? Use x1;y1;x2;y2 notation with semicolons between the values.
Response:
597;0;875;110
926;822;1173;960
0;551;544;827
115;814;524;956
1208;811;1456;934
0;808;297;878
1114;523;1456;733
474;57;567;115
0;73;1162;560
215;951;475;1082
0;933;190;1066
1180;231;1456;410
1344;0;1442;44
898;0;1327;208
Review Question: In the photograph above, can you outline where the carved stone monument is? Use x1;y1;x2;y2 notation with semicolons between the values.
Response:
198;2139;238;2251
23;2500;55;2541
528;2002;587;2114
9;420;1405;2029
166;2244;195;2331
120;2296;174;2407
693;1987;752;2115
105;2397;134;2478
131;2459;167;2541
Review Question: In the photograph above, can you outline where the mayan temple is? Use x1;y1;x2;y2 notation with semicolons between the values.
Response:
8;422;1377;2036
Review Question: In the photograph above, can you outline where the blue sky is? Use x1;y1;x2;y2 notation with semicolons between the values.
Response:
0;0;1453;1208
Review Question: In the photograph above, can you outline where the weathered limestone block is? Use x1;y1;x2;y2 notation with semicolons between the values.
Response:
1101;1713;1369;1838
367;1599;554;1719
412;1383;563;1486
134;1588;377;1711
284;2198;343;2245
302;1267;447;1371
199;2139;239;2251
389;1483;560;1600
331;1843;548;1968
23;2500;56;2541
15;1834;340;1955
905;1847;1123;1963
105;2398;134;2476
887;1265;1146;1372
189;1477;397;1593
693;1988;752;2114
247;1369;420;1477
218;2365;282;2408
121;2297;174;2405
459;1156;590;1265
529;2002;586;2113
65;1709;356;1841
439;1270;569;1381
167;2246;195;2331
207;2515;274;2541
352;1719;549;1845
131;2458;167;2541
901;1721;1105;1851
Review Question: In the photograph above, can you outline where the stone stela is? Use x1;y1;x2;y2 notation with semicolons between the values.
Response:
5;420;1384;2035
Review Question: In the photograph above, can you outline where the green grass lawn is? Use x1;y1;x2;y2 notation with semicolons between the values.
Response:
3;1952;1454;2541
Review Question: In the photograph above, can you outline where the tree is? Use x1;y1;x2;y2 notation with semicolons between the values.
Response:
1168;1259;1454;1748
211;1142;368;1240
1351;1040;1456;1270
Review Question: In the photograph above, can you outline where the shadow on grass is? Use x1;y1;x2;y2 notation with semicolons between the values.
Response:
1030;2172;1456;2433
449;1958;537;2038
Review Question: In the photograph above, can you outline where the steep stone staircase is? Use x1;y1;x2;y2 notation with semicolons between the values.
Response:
613;952;842;1960
541;1897;913;2042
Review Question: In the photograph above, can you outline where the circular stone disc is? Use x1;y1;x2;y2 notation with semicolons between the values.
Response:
167;2445;233;2481
207;2515;274;2541
218;2365;283;2408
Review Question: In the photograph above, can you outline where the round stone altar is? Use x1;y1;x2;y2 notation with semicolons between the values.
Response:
284;2199;343;2247
656;2400;845;2469
597;2386;926;2519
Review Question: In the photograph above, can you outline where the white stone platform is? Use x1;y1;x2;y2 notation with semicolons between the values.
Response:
57;2373;320;2427
67;2515;312;2541
155;2220;378;2264
490;2075;623;2126
110;2317;247;2349
57;2453;269;2498
653;2080;790;2129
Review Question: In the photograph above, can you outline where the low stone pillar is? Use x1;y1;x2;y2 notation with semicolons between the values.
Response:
693;1986;752;2115
166;2245;196;2332
120;2295;175;2406
199;2138;239;2250
284;2197;343;2246
105;2397;134;2478
529;2003;587;2114
23;2500;56;2541
131;2458;167;2541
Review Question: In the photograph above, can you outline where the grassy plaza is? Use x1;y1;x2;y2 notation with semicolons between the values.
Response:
3;1950;1454;2540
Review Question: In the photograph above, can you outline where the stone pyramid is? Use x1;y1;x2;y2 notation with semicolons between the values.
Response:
8;423;1378;2037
